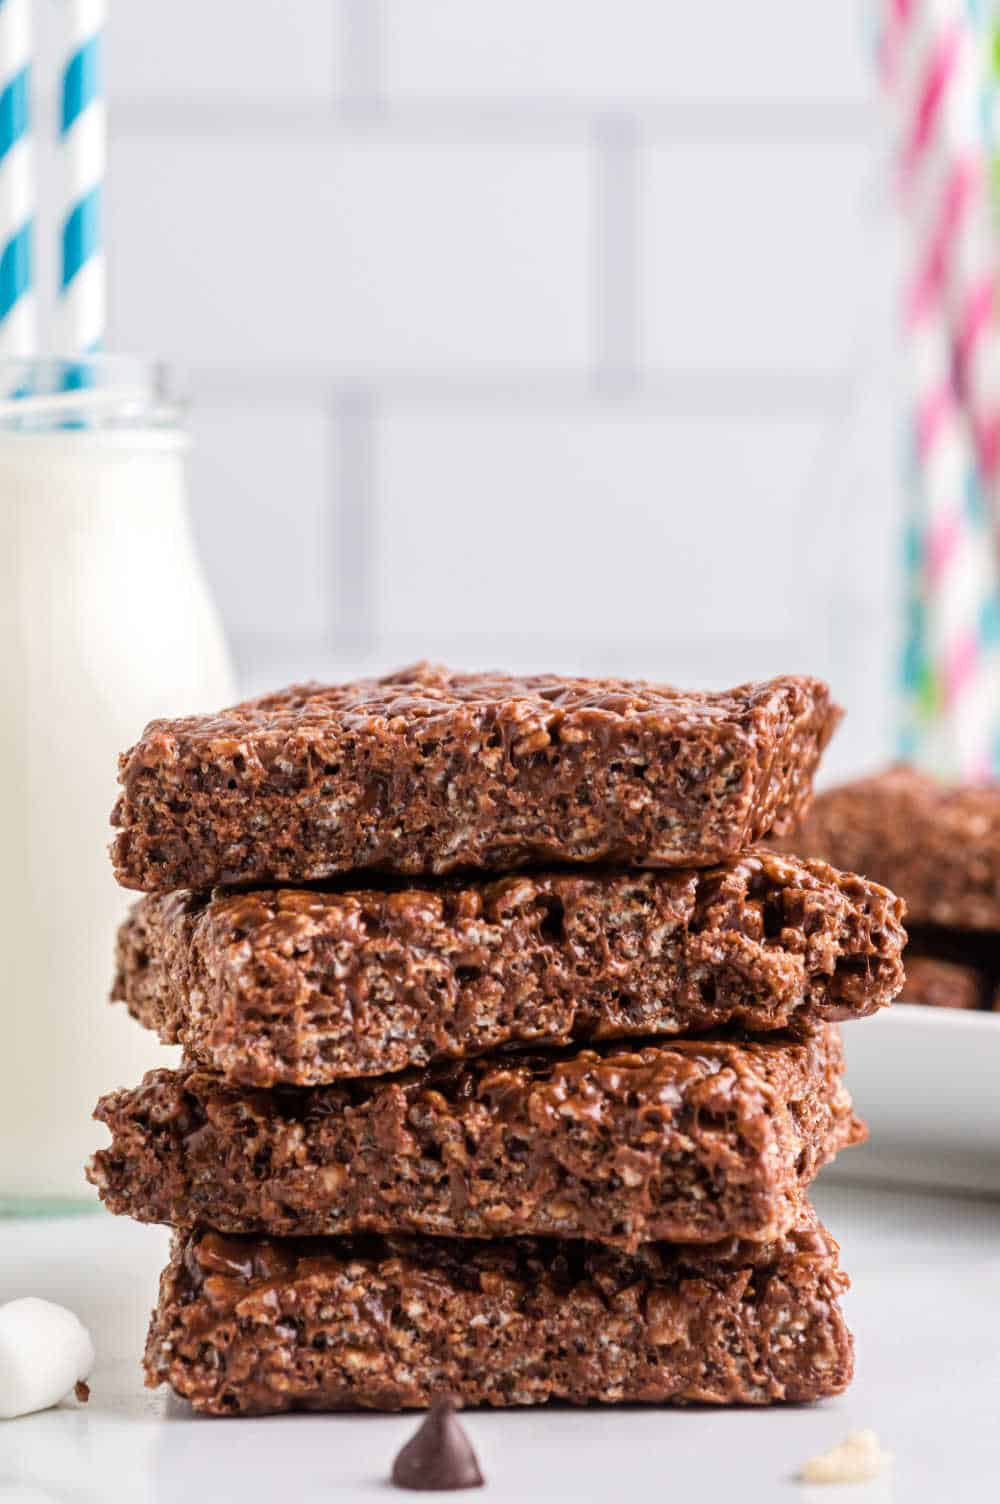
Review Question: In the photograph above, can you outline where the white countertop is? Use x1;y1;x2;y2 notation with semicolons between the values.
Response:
1;1179;997;1503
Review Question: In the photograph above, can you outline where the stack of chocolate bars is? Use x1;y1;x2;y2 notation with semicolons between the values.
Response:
88;666;905;1416
782;766;1000;1013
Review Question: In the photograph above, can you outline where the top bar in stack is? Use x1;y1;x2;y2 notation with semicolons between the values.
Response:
110;664;841;891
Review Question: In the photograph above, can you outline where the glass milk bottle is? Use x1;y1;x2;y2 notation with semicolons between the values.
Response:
0;358;234;1208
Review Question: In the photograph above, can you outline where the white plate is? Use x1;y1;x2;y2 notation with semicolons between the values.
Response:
829;1005;1000;1194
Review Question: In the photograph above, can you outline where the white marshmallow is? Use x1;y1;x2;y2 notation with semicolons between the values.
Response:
0;1298;95;1420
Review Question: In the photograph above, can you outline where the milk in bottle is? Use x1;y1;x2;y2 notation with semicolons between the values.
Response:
0;359;234;1205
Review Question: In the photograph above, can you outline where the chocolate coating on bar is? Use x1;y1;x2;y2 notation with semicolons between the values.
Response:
144;1213;854;1415
89;1029;863;1250
113;853;903;1087
391;1398;484;1491
776;765;1000;931
110;664;840;892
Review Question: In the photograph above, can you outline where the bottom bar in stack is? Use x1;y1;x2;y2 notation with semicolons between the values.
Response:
146;1209;852;1415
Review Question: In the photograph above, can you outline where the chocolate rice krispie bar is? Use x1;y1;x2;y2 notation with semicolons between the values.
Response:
111;665;841;892
146;1212;853;1414
89;1028;862;1250
776;765;1000;931
902;924;1000;1009
900;955;983;1010
114;853;904;1087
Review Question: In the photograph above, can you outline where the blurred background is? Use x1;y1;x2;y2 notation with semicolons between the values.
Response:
29;0;900;782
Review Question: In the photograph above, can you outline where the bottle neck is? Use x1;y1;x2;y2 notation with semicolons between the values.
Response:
0;358;183;434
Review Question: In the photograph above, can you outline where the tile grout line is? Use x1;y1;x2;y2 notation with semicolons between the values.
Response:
331;0;385;655
190;364;853;414
593;113;642;395
105;95;875;145
330;390;378;654
339;0;387;121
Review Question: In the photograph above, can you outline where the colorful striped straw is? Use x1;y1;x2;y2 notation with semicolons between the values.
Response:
880;0;1000;780
59;0;105;353
0;0;35;356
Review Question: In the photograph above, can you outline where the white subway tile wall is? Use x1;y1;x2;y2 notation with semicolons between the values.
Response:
109;138;592;369
108;0;340;101
383;1;870;105
97;1;900;779
643;141;876;374
188;404;335;643
376;412;831;645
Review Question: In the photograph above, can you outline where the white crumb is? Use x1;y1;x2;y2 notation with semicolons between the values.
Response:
799;1429;893;1484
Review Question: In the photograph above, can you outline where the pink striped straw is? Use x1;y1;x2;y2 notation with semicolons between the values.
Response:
882;0;1000;779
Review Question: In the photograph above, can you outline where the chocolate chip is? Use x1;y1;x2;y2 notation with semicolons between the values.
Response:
74;1380;90;1404
391;1395;484;1491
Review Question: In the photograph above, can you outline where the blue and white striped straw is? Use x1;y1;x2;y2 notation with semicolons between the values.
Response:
0;0;35;356
60;0;105;353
